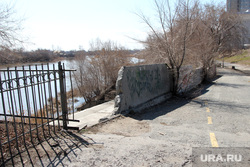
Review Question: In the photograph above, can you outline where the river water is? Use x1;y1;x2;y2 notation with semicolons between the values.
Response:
0;59;85;118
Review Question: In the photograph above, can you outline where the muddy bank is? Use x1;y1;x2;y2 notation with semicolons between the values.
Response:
77;85;116;111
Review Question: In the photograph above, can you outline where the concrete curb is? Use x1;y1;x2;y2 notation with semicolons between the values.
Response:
80;114;122;131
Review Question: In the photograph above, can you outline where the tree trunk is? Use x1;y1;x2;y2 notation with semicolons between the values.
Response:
172;68;180;95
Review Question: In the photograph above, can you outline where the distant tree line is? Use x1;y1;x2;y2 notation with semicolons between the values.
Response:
0;47;141;65
0;48;58;65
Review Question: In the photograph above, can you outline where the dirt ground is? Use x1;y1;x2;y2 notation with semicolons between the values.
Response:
6;116;151;166
85;115;150;137
9;97;195;167
0;122;54;165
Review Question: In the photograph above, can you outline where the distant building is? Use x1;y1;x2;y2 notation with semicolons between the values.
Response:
227;0;250;13
227;0;250;47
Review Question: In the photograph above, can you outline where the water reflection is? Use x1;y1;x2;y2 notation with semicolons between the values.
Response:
0;60;85;118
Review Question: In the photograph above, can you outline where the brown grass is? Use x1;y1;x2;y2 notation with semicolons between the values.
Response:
221;49;250;66
0;122;58;165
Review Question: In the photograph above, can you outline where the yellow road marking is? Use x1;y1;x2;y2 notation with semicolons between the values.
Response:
210;133;219;147
206;107;210;112
207;117;212;124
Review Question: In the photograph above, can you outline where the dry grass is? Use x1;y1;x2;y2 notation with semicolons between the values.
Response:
222;49;250;65
0;122;57;165
7;105;60;125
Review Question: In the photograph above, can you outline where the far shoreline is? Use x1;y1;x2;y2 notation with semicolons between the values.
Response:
0;57;73;69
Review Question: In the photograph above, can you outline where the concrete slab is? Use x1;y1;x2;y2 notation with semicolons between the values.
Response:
51;100;115;130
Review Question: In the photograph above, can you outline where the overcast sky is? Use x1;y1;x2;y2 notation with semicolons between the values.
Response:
8;0;225;51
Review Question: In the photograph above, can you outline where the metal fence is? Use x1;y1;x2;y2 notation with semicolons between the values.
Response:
0;62;78;166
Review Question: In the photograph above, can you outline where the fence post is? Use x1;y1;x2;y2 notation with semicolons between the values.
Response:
58;62;68;130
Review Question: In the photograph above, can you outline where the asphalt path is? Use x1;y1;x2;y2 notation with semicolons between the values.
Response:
28;67;250;167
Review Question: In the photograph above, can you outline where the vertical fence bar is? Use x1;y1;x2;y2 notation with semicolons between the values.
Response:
0;73;4;163
0;72;14;166
28;65;39;141
35;65;46;139
63;63;69;123
58;62;68;130
41;64;51;136
23;66;33;143
47;63;55;133
53;64;60;129
7;67;24;166
16;67;34;166
2;71;14;166
40;65;47;137
70;71;74;120
11;69;18;121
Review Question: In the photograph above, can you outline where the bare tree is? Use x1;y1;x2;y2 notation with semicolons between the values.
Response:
0;2;23;48
191;4;246;78
72;39;129;104
0;1;24;65
137;0;200;94
138;0;246;91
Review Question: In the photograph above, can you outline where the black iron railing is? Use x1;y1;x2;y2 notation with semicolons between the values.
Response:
0;62;78;166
